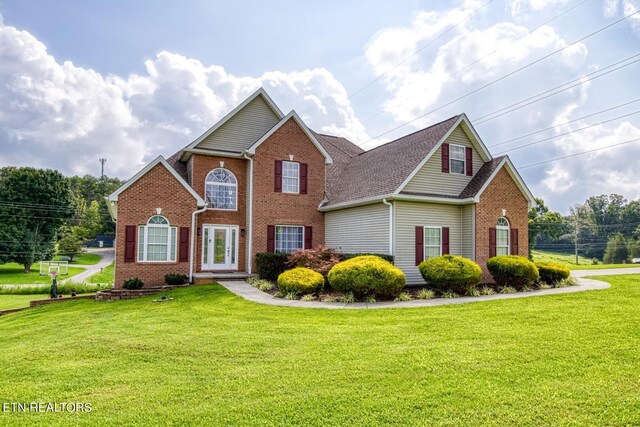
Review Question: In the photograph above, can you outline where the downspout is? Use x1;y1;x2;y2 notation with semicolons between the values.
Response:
242;152;254;274
189;205;207;284
382;199;393;255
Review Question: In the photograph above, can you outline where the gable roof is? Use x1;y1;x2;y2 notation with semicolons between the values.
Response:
469;156;536;207
107;156;206;209
247;111;333;164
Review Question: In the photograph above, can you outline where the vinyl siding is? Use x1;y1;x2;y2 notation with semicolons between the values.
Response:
461;204;475;260
325;203;390;254
404;127;484;196
394;201;464;285
195;96;280;153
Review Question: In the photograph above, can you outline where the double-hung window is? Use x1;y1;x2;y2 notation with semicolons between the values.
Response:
282;161;299;193
275;225;304;253
138;215;177;262
450;144;466;175
496;217;510;255
424;227;442;260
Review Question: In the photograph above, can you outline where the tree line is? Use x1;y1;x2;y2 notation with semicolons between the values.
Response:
0;167;122;272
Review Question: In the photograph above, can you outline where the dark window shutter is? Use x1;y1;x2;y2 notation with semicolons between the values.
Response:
489;227;497;258
415;226;424;265
300;163;308;194
510;228;519;256
274;160;282;192
466;147;473;176
304;226;313;249
179;227;189;262
442;227;450;255
441;143;450;173
124;225;136;263
267;225;275;253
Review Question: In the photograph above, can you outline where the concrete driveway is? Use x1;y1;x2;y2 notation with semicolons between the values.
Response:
61;248;114;284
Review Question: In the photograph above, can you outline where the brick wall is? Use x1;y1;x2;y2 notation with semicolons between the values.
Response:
115;163;197;288
252;118;326;270
191;155;247;272
475;167;530;282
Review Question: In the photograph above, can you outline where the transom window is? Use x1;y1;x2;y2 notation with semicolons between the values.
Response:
275;225;304;253
424;227;442;260
496;217;510;256
282;161;299;194
450;144;466;175
205;168;237;210
138;215;177;262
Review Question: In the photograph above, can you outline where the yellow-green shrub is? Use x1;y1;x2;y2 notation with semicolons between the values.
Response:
535;262;570;285
487;255;539;290
327;255;406;297
418;255;482;295
277;267;324;295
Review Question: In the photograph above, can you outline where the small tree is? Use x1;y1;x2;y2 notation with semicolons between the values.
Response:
603;233;628;264
57;234;83;263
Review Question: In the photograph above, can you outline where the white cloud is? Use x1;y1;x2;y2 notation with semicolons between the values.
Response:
0;20;369;178
507;0;571;16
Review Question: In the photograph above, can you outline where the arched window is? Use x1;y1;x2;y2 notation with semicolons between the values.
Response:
138;215;177;262
205;169;237;210
496;217;510;256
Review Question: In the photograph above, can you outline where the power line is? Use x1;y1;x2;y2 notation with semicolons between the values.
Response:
358;7;640;149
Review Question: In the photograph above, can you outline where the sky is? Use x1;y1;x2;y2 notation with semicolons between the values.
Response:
0;0;639;214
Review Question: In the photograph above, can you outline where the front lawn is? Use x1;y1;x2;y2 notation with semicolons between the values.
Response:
0;295;48;310
532;249;638;270
0;276;639;425
86;262;114;284
0;263;85;285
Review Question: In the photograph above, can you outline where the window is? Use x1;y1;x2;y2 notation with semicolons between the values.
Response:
282;161;299;193
205;168;237;210
496;217;510;256
424;227;442;260
275;225;304;253
138;215;177;262
450;144;466;175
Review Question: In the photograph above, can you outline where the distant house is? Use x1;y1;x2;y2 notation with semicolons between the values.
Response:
84;235;114;248
107;88;535;287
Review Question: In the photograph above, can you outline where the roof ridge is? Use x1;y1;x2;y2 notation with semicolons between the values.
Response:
312;130;363;159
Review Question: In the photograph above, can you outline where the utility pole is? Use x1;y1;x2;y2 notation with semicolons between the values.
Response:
99;158;107;178
574;217;579;265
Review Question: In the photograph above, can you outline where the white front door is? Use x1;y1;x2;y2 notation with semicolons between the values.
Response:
202;225;239;270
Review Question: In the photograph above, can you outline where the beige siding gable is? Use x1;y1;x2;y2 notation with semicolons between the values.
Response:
403;126;484;196
195;96;281;153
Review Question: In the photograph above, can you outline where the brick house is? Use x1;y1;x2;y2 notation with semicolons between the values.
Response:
107;88;535;287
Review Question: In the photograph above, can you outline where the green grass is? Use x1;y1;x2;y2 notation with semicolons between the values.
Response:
0;263;84;285
53;253;102;265
1;277;639;425
531;249;639;270
86;262;114;284
0;295;48;310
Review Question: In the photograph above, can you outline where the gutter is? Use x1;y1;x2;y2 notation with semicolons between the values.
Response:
242;152;254;274
382;199;393;255
189;205;208;283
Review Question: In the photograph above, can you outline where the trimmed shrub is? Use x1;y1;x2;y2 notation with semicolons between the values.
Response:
287;245;342;278
328;255;405;297
277;267;324;295
535;262;570;285
123;277;144;290
341;253;394;264
418;255;482;295
164;273;188;286
487;255;539;290
256;252;288;282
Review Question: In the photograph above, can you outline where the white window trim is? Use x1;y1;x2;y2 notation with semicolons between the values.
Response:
282;161;300;194
205;168;238;211
275;225;305;253
137;216;177;263
449;144;466;175
423;226;442;261
496;217;510;256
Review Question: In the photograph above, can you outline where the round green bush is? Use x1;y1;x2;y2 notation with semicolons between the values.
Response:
277;267;324;295
418;255;482;294
535;262;570;285
327;255;406;297
123;277;144;290
487;256;539;290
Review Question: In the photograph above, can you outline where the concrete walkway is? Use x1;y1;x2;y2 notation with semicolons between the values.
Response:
218;267;638;309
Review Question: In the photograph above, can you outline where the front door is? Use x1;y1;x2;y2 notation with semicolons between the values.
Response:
202;225;238;270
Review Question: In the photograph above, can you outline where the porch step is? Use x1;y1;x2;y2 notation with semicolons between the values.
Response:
193;272;256;283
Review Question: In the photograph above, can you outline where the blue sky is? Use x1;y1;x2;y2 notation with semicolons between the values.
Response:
0;0;639;213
